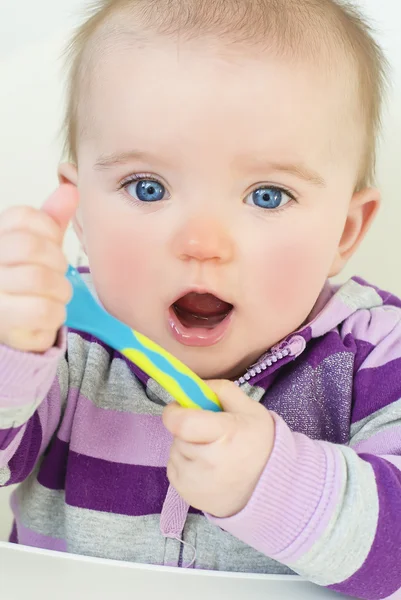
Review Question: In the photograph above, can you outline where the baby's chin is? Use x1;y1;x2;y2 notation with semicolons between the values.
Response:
114;307;264;381
170;348;260;382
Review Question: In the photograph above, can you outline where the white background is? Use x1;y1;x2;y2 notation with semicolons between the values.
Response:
0;0;400;541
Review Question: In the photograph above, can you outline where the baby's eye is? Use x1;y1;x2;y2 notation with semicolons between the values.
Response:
125;178;166;202
245;186;293;210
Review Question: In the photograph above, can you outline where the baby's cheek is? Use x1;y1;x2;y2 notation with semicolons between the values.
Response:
87;218;159;317
259;232;334;318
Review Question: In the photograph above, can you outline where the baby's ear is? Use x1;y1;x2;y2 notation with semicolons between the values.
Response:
329;187;381;277
58;162;78;187
57;163;86;253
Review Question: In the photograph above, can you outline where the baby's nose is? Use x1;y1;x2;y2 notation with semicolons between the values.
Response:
172;216;235;263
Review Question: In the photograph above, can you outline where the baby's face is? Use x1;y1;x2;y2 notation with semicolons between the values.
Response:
72;38;363;379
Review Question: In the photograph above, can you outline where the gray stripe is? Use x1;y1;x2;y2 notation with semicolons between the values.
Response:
185;515;293;574
15;475;66;538
350;397;401;445
337;280;383;312
289;445;378;586
56;355;69;408
14;473;294;573
146;379;173;407
145;376;267;408
240;383;266;402
0;465;11;486
66;506;173;564
0;399;42;430
67;328;266;416
66;509;294;573
68;334;164;416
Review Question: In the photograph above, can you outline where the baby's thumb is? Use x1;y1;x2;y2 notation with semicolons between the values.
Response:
207;379;256;414
41;183;79;239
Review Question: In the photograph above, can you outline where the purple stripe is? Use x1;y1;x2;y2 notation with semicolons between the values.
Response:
381;455;401;471
57;388;79;443
381;294;401;310
0;424;24;450
248;329;312;390
68;329;149;384
352;338;374;373
352;359;401;423
37;437;68;491
9;520;18;543
347;308;401;369
301;326;313;344
16;521;67;552
329;454;401;598
383;587;401;600
304;331;350;369
65;451;201;517
310;296;356;338
63;393;172;466
37;378;64;456
7;412;42;485
0;425;26;468
0;337;64;408
276;442;345;563
353;426;401;456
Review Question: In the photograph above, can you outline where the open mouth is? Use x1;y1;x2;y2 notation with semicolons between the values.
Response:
168;292;234;347
173;293;233;328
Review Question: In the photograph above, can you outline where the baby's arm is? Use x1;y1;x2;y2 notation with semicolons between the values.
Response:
0;186;78;487
209;306;401;600
0;335;67;487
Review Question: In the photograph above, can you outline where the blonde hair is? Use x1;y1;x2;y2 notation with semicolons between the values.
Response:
62;0;389;188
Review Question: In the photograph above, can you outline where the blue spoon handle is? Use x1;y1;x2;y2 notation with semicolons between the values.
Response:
65;266;222;412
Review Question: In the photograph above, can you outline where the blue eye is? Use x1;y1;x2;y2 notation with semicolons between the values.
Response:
125;179;166;202
246;186;293;210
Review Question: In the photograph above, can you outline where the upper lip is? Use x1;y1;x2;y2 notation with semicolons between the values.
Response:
170;286;234;308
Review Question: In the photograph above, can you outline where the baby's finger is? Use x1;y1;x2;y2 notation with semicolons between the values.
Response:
0;205;65;245
0;265;72;303
0;294;66;332
163;403;233;443
4;328;60;354
171;438;206;462
0;231;68;273
41;184;79;238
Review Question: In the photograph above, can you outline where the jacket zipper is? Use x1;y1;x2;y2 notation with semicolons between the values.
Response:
234;335;306;386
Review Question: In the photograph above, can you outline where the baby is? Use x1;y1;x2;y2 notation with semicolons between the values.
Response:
0;0;399;598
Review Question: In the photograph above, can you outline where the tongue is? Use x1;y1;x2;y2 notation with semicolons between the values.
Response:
175;293;232;317
173;293;233;329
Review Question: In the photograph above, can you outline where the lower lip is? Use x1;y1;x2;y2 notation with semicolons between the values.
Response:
167;307;234;347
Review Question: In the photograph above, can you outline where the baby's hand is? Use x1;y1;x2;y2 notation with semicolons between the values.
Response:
163;380;275;519
0;185;78;353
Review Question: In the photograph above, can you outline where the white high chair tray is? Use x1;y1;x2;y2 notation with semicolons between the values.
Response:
0;541;355;600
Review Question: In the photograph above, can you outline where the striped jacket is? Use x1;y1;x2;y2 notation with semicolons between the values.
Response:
1;271;401;600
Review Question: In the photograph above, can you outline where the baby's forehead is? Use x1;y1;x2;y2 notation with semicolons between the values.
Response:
78;18;360;130
77;34;362;183
83;3;354;71
65;1;385;189
70;5;368;187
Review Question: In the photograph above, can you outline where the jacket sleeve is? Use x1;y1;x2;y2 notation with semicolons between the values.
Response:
208;306;401;600
0;330;68;487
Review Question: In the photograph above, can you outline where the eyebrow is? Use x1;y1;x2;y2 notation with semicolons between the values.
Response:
249;161;327;187
94;151;327;187
94;150;161;170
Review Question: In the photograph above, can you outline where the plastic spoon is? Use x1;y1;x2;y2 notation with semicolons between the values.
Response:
65;265;222;412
